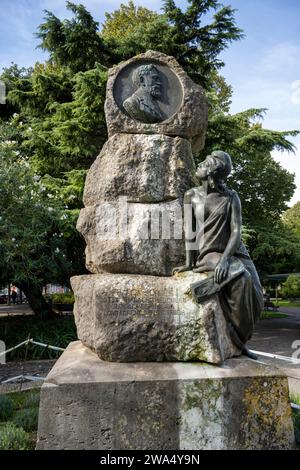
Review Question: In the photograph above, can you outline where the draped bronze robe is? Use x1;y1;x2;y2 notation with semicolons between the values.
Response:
194;191;263;349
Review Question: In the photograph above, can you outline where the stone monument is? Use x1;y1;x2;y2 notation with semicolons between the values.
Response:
37;51;295;450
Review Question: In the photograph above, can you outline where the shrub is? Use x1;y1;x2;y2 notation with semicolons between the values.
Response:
292;410;300;445
0;395;14;421
0;316;77;360
13;408;39;432
0;423;31;450
49;292;75;304
290;394;300;445
23;393;40;409
281;275;300;299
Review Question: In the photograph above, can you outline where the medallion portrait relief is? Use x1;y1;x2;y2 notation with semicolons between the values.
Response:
113;60;183;124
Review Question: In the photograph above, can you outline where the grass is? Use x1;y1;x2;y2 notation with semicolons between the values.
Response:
290;394;300;446
277;300;300;308
0;315;77;361
0;389;40;450
0;423;31;450
261;311;289;319
290;393;300;406
7;389;40;410
0;395;14;420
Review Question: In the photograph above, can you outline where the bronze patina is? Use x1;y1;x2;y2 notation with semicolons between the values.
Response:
173;151;264;359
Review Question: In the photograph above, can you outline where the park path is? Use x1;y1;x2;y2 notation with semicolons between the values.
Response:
0;360;55;394
0;304;55;392
277;307;300;315
0;304;34;317
248;307;300;395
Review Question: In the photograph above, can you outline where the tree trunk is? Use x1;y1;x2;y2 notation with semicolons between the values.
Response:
17;282;56;318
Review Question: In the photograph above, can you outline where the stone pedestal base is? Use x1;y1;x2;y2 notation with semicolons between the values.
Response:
36;342;295;450
71;272;241;364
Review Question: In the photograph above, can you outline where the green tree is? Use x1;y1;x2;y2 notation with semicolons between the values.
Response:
3;0;243;177
5;63;107;176
101;0;159;42
282;201;300;238
36;1;109;73
201;108;298;226
0;64;33;120
34;0;244;86
0;120;84;316
246;221;300;275
281;275;300;299
100;0;243;87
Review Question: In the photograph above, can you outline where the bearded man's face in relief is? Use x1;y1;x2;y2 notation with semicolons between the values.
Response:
139;69;163;99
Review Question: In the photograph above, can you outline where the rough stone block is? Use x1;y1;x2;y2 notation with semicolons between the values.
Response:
77;199;185;276
83;133;197;205
71;272;240;364
36;342;296;450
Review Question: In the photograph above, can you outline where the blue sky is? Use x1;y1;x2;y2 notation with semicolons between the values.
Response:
0;0;299;205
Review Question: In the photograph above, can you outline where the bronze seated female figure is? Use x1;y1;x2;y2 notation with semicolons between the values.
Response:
173;150;264;359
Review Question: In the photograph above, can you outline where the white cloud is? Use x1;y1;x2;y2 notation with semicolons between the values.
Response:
259;42;300;73
291;80;300;105
227;71;300;207
229;77;293;117
272;138;300;207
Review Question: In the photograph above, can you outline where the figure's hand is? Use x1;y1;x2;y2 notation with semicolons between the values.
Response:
172;265;192;275
214;258;229;284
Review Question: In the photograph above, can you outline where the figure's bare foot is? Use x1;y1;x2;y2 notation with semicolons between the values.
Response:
242;347;257;360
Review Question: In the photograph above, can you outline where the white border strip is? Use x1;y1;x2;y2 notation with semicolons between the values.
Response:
2;374;45;384
250;349;300;365
0;338;65;357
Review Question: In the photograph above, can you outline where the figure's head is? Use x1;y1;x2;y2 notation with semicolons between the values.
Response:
196;151;232;190
132;64;162;99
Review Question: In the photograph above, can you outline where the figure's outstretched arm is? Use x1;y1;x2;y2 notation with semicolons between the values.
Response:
172;189;196;274
214;192;242;283
223;192;242;258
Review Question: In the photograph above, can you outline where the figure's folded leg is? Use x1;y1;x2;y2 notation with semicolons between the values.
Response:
219;269;255;348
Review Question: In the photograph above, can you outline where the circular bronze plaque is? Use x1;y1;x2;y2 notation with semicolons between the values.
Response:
113;60;184;123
